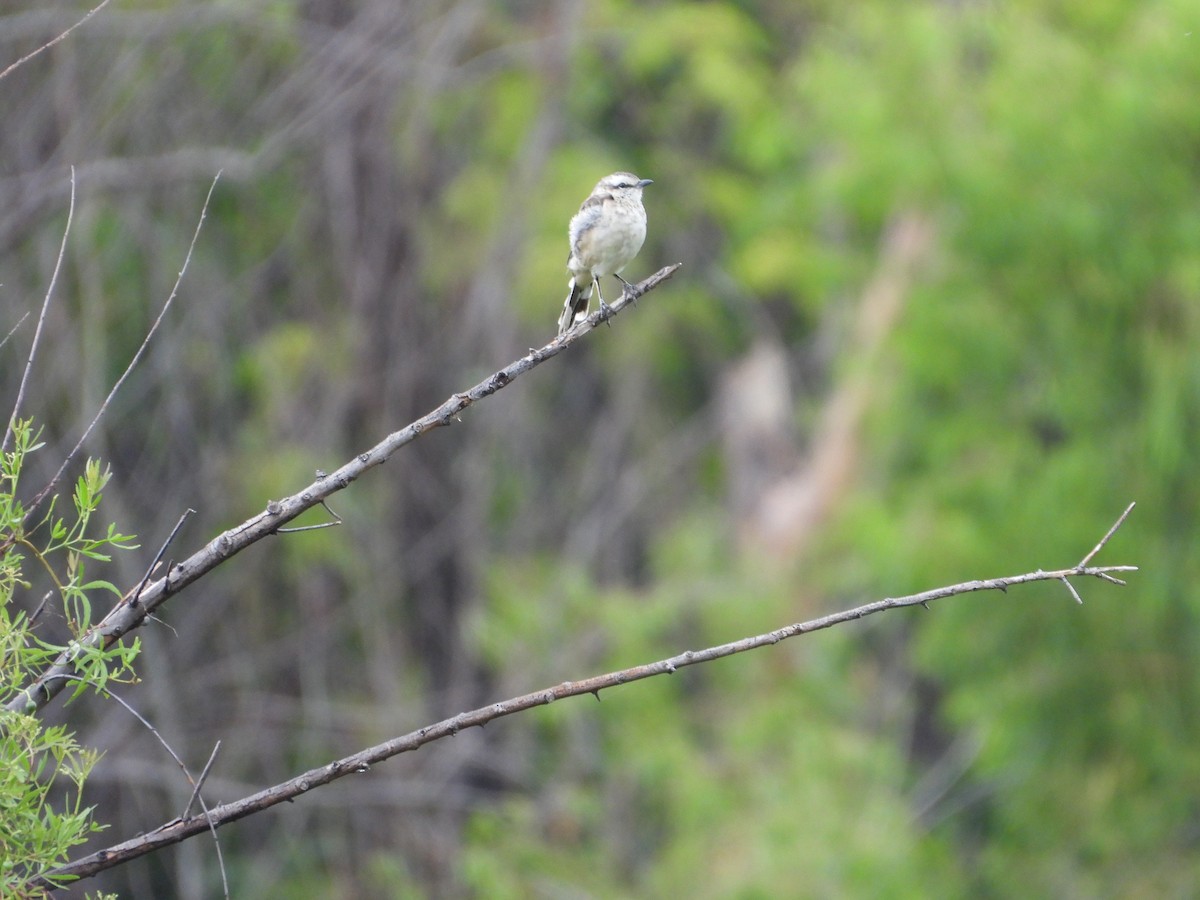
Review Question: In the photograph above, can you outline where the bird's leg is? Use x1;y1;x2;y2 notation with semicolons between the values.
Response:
595;278;613;327
615;274;641;306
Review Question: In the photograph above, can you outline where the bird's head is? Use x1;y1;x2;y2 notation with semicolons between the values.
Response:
596;171;653;198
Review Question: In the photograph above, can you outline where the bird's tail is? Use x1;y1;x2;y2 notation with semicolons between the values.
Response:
557;276;592;336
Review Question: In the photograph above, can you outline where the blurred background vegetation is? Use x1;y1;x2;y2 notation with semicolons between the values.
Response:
2;0;1197;896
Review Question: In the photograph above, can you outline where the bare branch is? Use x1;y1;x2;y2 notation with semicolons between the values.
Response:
28;590;52;626
39;546;1136;887
0;311;30;354
2;263;683;722
1077;500;1135;567
0;0;111;82
130;509;196;609
24;173;222;518
4;168;75;454
274;500;342;534
1059;576;1084;605
183;741;222;820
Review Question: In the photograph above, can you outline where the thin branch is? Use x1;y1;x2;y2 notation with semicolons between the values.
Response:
43;681;230;897
1077;501;1135;567
3;262;683;722
1059;576;1083;605
183;741;222;820
65;678;193;787
25;173;222;518
4;168;75;454
0;310;30;354
130;509;195;609
39;547;1136;887
0;0;111;82
274;499;342;534
28;590;53;626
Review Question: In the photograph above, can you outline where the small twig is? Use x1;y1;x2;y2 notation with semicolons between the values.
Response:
129;509;196;608
0;310;30;354
1059;576;1084;605
145;614;178;638
4;168;75;454
274;500;342;533
80;680;191;777
1077;501;1135;568
183;741;222;820
28;590;53;626
0;0;112;82
1055;501;1136;604
25;172;222;518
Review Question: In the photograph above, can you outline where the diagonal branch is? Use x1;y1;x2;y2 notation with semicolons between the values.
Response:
4;168;75;454
1077;500;1135;568
40;530;1137;887
0;0;112;83
0;311;31;354
2;263;682;722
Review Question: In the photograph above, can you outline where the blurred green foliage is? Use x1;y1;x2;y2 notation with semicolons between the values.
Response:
452;0;1200;896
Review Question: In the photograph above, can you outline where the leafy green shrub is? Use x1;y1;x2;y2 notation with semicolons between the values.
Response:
1;419;138;897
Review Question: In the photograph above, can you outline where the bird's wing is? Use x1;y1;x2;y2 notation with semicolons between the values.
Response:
579;191;612;214
568;198;609;261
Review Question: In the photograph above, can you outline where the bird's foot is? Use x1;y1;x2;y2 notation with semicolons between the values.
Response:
616;275;641;306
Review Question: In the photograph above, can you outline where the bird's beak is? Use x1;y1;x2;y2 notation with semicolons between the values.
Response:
638;179;653;187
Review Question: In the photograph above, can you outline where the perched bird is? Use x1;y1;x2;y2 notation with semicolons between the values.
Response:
557;172;653;336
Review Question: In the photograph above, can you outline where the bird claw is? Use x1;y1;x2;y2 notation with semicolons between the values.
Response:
617;276;641;306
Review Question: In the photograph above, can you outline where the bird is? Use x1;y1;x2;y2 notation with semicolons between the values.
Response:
557;172;653;336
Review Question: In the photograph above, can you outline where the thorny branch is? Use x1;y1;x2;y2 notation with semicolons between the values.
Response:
2;264;682;723
40;505;1136;887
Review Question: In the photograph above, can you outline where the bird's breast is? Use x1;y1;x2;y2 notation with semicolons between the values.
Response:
572;202;647;276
